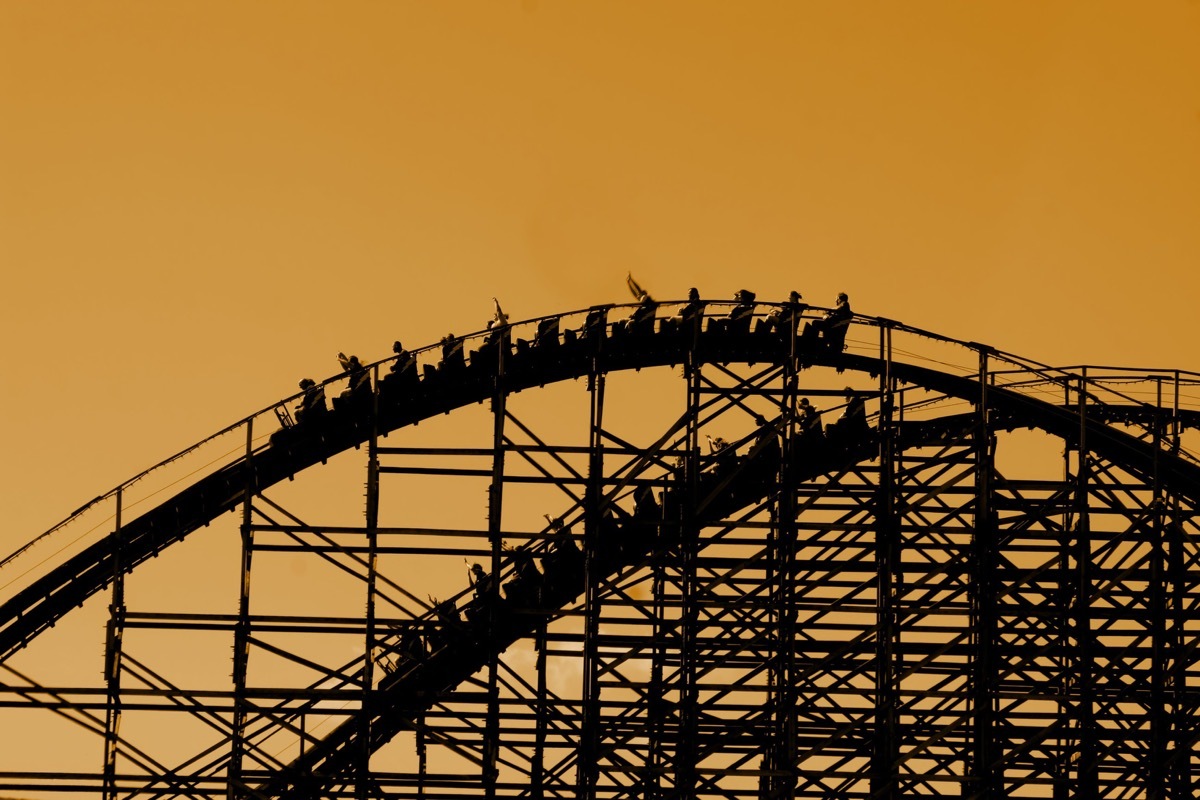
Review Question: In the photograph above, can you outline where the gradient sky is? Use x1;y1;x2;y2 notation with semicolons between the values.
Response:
3;0;1200;544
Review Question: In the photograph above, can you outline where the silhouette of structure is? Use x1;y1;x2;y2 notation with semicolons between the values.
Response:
1;297;1199;799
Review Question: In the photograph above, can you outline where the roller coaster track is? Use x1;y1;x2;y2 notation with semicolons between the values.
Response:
3;299;1200;798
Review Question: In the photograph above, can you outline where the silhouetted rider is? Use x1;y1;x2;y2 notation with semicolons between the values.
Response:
338;353;370;393
625;273;658;334
804;292;852;352
678;287;704;323
798;397;823;438
440;333;465;371
333;353;371;411
764;290;805;336
295;378;327;424
726;288;756;333
828;388;868;442
485;298;511;345
389;340;415;376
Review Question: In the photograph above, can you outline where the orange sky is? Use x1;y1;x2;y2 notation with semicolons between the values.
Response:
3;0;1200;542
2;3;1200;784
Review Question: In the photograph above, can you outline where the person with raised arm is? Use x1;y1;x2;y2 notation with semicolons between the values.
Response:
333;353;371;411
624;273;658;335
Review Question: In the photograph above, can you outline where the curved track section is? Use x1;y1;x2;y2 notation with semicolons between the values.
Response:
3;300;1200;799
3;312;1198;662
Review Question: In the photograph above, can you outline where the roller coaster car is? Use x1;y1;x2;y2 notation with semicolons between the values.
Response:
331;380;372;414
591;510;632;567
380;356;419;400
707;440;740;478
705;312;755;341
754;304;805;340
658;316;681;336
426;599;464;652
618;300;658;338
799;319;850;356
381;627;426;677
516;316;563;358
436;336;467;375
582;306;610;342
633;484;660;520
375;625;432;689
728;291;758;335
824;323;849;354
663;299;706;336
269;422;304;450
691;434;787;518
503;552;544;607
375;630;426;677
473;324;514;366
535;316;561;347
269;390;332;447
825;414;872;452
463;599;487;627
469;340;504;371
611;488;662;560
464;569;496;627
297;398;331;425
541;532;584;598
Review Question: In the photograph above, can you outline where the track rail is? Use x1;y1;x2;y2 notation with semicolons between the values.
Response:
2;302;1198;667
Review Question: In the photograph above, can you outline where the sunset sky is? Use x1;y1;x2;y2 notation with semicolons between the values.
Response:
3;0;1199;542
2;3;1200;787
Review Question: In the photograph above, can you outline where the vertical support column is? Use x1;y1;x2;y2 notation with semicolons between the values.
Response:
673;295;705;795
674;345;701;798
229;420;255;800
577;353;605;799
872;323;900;800
416;713;428;800
968;348;998;798
102;489;124;800
765;329;799;798
532;622;548;800
483;340;508;799
645;531;666;800
359;367;381;799
1167;371;1191;799
1054;381;1073;799
1072;371;1098;799
646;363;681;800
1150;378;1167;799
